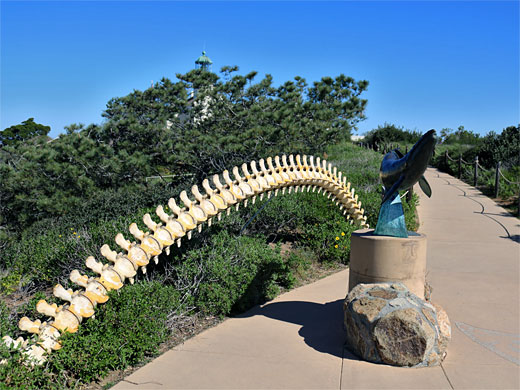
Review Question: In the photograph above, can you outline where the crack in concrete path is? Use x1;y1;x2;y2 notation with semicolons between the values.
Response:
122;379;163;386
440;363;455;389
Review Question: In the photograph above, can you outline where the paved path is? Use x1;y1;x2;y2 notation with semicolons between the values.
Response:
114;168;519;389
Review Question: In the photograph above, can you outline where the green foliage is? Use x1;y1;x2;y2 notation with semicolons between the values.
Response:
52;282;182;381
0;282;183;389
0;130;171;230
0;228;317;388
0;118;50;147
244;191;359;263
402;192;419;232
439;125;481;146
0;300;16;337
431;143;475;175
431;125;519;214
477;125;519;169
1;68;368;236
0;349;53;390
99;69;369;177
172;231;295;315
481;166;520;198
0;141;400;295
0;272;23;295
363;123;421;149
0;211;154;291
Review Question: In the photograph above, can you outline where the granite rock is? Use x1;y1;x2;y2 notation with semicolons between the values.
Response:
433;303;451;355
374;308;435;366
344;282;450;367
352;297;387;322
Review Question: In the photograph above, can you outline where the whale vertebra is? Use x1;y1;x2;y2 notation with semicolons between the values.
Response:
380;129;436;204
2;154;368;365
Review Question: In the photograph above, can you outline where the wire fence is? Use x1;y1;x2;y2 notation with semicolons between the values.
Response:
443;151;520;185
499;168;520;185
443;151;519;216
356;142;520;217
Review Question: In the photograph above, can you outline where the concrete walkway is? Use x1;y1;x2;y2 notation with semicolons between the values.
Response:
113;168;519;389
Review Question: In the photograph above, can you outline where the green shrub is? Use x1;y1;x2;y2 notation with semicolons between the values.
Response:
233;189;365;264
0;272;23;295
363;123;421;149
0;300;16;338
477;125;519;170
0;204;164;292
403;192;419;232
0;281;183;389
170;231;295;315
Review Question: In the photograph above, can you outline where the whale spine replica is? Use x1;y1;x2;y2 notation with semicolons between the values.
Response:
2;154;368;365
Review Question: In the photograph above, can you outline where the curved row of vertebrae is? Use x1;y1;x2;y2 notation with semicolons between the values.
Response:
2;154;368;365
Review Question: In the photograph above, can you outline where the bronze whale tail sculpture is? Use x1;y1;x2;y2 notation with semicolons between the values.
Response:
380;129;437;204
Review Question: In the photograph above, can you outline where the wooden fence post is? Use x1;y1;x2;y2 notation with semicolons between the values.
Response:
494;162;501;198
473;156;479;187
458;155;462;179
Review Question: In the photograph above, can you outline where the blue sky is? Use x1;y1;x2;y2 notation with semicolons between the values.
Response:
1;1;519;138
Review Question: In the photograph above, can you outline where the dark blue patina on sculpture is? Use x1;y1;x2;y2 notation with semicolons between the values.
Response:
374;130;437;238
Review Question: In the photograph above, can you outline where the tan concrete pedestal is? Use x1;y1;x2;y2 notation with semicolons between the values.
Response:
349;229;427;300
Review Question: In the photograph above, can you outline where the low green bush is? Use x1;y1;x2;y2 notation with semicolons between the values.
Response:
173;231;295;315
0;282;183;389
362;123;421;148
0;300;16;338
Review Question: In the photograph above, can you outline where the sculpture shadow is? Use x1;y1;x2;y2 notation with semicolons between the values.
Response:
480;211;518;218
237;299;361;361
505;234;520;243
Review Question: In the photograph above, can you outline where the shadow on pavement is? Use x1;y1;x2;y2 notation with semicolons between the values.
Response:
505;234;520;243
238;299;361;361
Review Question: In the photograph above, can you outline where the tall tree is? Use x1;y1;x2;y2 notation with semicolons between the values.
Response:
478;125;519;169
364;123;421;148
1;66;369;231
107;66;370;176
0;118;50;146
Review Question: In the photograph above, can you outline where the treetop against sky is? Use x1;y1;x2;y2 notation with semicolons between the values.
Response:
1;0;518;138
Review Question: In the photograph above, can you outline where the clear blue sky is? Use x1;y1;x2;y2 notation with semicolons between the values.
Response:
1;1;519;138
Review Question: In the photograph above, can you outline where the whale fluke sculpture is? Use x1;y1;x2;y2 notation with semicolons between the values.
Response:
375;130;436;237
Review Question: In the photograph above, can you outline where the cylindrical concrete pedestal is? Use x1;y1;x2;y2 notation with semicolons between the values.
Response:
349;228;427;299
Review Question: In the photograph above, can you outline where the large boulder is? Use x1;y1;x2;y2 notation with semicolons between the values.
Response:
344;282;450;367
